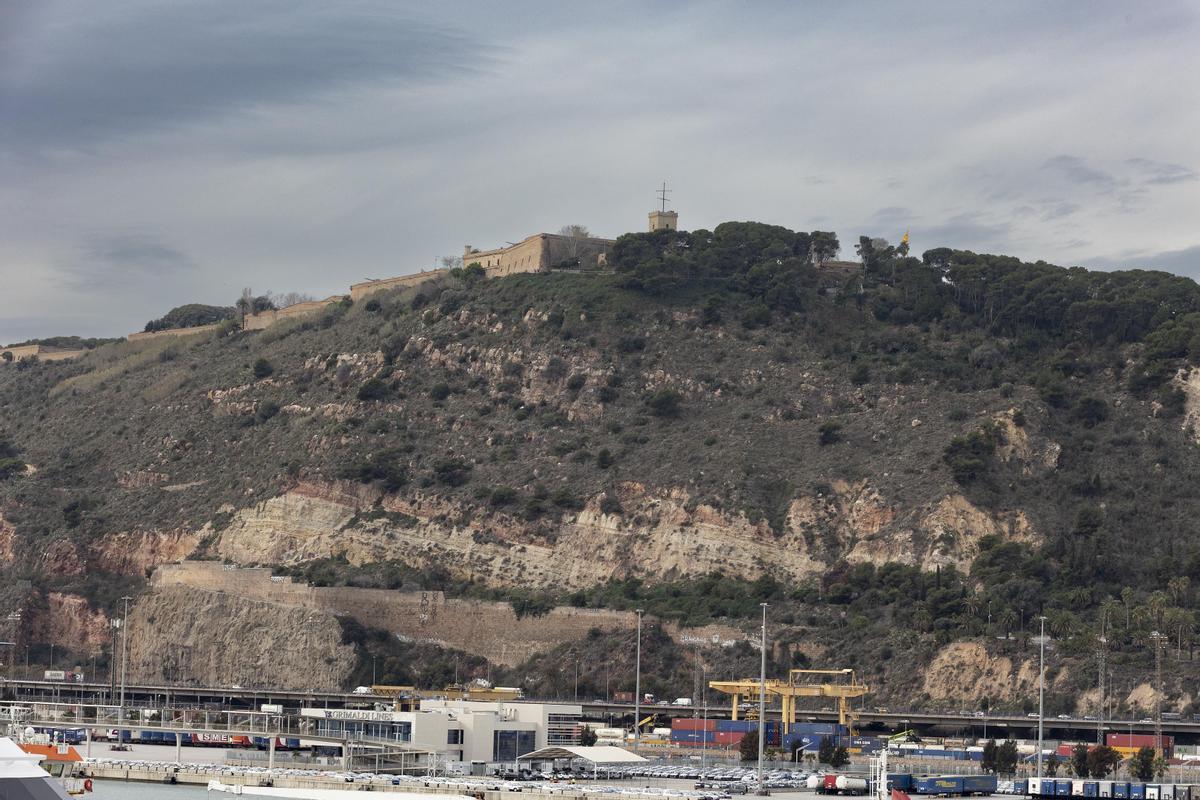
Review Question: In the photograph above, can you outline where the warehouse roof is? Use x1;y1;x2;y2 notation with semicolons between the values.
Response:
517;746;647;764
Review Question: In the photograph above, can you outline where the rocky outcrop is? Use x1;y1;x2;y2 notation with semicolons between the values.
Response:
213;479;1038;588
126;585;356;690
27;592;110;656
921;641;1038;703
89;530;199;575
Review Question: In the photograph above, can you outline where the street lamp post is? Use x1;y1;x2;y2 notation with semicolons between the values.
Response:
1037;615;1047;779
758;602;768;796
119;595;132;728
634;609;644;750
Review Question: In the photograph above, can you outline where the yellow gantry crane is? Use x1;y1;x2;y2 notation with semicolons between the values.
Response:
708;668;869;736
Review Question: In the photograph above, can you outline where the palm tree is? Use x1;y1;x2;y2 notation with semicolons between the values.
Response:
1121;587;1135;628
1100;598;1121;635
1148;591;1169;629
1168;576;1191;607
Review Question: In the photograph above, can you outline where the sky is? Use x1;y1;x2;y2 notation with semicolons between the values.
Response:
1;1;1198;343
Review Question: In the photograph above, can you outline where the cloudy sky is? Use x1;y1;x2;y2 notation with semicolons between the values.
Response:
2;1;1198;343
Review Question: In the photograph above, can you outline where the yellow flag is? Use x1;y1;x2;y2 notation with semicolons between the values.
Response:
901;230;910;246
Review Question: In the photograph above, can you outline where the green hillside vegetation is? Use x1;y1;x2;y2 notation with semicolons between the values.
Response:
143;303;236;332
4;220;1200;706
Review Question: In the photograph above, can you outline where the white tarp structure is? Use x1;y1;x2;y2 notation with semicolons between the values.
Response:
517;745;647;764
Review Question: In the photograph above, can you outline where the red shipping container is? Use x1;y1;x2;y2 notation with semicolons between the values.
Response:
673;719;717;731
1108;733;1173;748
713;731;745;745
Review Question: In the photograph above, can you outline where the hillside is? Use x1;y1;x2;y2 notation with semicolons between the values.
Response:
3;221;1200;714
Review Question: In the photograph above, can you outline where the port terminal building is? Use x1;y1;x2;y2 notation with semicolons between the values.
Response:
300;700;583;766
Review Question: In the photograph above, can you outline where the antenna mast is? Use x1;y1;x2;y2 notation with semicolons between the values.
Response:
657;181;672;213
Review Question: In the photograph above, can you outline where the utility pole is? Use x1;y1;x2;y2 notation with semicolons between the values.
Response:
1037;615;1047;779
758;602;768;796
634;609;644;750
1152;630;1167;757
119;595;132;728
1097;621;1108;746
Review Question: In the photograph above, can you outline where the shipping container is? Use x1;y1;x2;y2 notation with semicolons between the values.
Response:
1113;783;1130;799
673;718;716;731
1161;786;1175;800
1147;786;1160;800
1074;781;1087;796
889;775;916;792
1084;783;1099;798
1131;784;1146;800
1100;781;1115;798
1029;779;1043;796
1109;734;1174;749
1056;780;1073;797
613;691;634;703
962;776;997;794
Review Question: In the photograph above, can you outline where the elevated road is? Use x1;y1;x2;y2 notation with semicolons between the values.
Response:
8;678;1200;742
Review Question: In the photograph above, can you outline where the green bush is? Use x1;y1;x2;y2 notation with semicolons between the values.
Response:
429;383;451;401
645;388;683;418
252;358;274;379
357;378;390;402
818;422;842;446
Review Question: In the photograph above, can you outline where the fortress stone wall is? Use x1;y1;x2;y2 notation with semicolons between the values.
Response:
464;233;614;277
243;296;346;331
0;344;85;363
153;561;637;666
350;268;450;302
126;322;224;342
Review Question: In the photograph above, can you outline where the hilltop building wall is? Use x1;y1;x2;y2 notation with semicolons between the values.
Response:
0;344;85;363
126;322;224;343
463;232;614;276
350;269;449;302
242;296;346;331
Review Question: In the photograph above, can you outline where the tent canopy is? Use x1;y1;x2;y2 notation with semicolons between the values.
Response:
517;746;647;764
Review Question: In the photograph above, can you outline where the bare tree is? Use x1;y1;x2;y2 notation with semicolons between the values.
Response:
558;224;591;260
276;292;315;308
440;255;464;270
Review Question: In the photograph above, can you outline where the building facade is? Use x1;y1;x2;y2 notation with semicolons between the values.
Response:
463;232;615;276
299;700;582;766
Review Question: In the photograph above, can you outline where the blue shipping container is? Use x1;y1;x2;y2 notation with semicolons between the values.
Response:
1114;784;1130;799
962;776;997;794
1085;783;1099;798
1013;780;1029;796
1132;786;1146;800
1056;780;1073;797
888;775;915;792
917;777;964;794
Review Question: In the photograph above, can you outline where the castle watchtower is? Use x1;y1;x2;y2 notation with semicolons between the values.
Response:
649;181;678;231
649;209;678;232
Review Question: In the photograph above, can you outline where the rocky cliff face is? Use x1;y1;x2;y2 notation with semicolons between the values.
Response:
212;479;1037;589
125;585;356;690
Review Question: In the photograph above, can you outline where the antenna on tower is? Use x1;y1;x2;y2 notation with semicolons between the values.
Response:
657;181;672;213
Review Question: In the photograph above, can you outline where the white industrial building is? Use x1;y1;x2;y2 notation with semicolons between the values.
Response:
299;699;583;766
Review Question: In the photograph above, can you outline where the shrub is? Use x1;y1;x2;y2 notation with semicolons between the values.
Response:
942;424;999;485
850;363;870;386
255;400;280;423
1071;396;1108;428
364;299;382;313
818;422;842;446
252;358;274;379
429;383;451;401
597;448;615;469
600;493;623;515
357;378;391;402
645;388;683;418
597;386;619;404
489;487;518;507
337;449;408;491
566;373;587;392
432;458;472;487
551;487;582;509
740;304;771;330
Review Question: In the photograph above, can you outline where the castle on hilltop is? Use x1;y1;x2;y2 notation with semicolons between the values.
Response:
3;199;681;355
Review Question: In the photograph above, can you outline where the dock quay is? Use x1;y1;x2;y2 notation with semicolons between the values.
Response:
86;763;683;799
